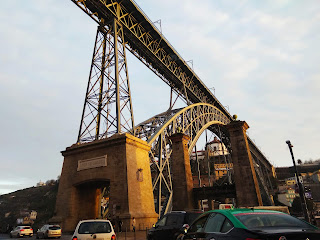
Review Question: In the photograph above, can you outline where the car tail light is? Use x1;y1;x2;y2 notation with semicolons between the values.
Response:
111;234;116;240
72;236;78;240
20;229;24;231
30;229;33;231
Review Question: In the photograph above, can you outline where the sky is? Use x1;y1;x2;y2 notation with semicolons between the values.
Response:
0;0;319;195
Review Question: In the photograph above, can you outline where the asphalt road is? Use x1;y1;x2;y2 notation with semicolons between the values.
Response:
0;232;147;240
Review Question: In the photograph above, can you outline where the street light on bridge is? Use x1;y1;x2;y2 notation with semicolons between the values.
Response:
286;140;310;223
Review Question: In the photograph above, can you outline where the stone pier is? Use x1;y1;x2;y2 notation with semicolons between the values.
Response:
226;121;263;207
170;133;194;211
50;133;158;232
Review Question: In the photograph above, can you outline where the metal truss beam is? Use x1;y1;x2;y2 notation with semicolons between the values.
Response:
135;103;231;216
71;0;274;211
72;0;273;172
71;0;231;116
78;19;134;143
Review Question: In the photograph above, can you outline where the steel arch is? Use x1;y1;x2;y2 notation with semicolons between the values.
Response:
135;103;231;215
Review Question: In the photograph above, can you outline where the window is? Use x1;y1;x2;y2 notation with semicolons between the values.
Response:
235;213;314;229
166;214;183;226
49;225;61;230
189;215;208;233
204;213;225;232
221;218;233;233
78;222;112;234
155;216;167;227
185;212;202;224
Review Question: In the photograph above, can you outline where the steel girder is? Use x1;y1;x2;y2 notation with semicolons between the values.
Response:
71;0;274;210
71;0;231;117
77;20;135;143
72;0;273;174
135;103;232;215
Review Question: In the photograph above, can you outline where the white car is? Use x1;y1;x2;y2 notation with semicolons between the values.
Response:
72;219;116;240
10;226;33;238
36;224;61;238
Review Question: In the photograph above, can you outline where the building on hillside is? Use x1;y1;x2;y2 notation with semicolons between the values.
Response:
29;210;37;220
190;137;232;187
285;176;303;186
206;137;229;156
275;163;320;214
16;210;37;225
277;187;298;207
36;181;46;187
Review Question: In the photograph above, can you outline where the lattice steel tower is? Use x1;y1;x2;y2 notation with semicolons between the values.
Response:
77;18;135;143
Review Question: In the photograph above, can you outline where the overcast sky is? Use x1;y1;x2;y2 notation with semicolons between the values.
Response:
0;0;319;195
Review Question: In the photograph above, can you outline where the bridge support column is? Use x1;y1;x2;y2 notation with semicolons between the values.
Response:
50;133;158;232
170;133;194;210
226;121;263;207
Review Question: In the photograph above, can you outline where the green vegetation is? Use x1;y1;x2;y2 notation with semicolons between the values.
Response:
0;182;58;233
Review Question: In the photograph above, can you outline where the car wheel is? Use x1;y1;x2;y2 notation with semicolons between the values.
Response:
9;233;12;238
36;234;39;239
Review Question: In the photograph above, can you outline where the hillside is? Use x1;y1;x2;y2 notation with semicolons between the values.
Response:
0;182;58;233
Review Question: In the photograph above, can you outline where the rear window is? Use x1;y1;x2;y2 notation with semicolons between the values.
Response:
234;212;314;229
23;227;31;229
185;212;202;224
78;221;112;234
166;214;184;226
49;226;61;230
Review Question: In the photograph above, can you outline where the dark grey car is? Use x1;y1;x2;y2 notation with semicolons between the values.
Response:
147;211;202;240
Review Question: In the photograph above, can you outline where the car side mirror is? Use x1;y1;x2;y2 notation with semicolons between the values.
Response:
182;224;189;229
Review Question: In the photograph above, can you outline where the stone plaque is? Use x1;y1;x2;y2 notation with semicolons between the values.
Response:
77;155;107;171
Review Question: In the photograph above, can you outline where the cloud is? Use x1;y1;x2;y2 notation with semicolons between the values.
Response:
0;0;320;196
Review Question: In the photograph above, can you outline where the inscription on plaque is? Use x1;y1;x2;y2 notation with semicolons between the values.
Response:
77;155;107;171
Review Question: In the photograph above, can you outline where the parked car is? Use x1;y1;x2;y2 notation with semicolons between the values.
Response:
178;208;320;240
147;211;203;240
36;224;61;239
10;226;33;238
72;219;116;240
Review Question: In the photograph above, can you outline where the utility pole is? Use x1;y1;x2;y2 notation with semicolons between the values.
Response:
286;140;310;223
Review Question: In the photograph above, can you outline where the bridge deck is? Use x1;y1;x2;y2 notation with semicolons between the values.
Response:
72;0;230;117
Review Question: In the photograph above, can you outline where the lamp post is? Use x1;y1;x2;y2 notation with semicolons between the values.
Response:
286;140;310;222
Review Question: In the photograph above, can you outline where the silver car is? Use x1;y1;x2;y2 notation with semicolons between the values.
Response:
72;219;116;240
36;225;61;239
10;226;33;238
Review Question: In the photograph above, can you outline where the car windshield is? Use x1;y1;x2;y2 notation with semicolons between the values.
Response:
49;226;61;230
234;212;314;229
78;222;112;234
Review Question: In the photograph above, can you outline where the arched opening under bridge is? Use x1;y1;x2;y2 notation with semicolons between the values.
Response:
134;103;236;216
